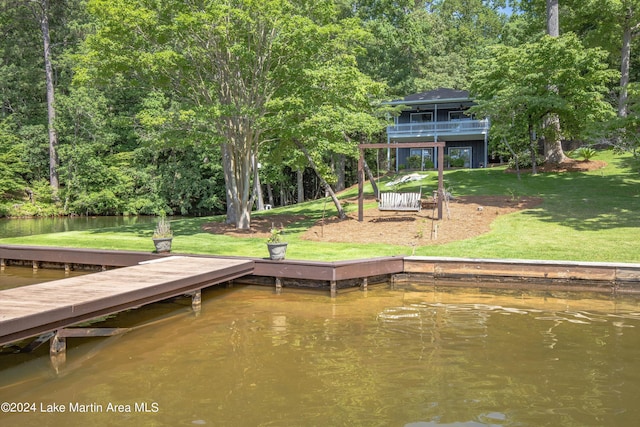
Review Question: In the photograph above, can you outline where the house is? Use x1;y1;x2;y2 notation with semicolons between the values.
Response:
384;88;489;170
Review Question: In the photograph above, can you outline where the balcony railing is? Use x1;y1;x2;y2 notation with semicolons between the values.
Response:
387;119;489;139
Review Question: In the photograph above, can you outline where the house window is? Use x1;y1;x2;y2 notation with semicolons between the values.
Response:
410;112;433;123
449;111;467;121
409;148;435;170
447;147;471;168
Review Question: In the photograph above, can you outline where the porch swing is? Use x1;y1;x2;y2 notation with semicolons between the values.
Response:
357;142;445;221
371;153;423;212
378;191;422;211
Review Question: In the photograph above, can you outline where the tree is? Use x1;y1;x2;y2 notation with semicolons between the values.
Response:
80;0;379;229
0;118;28;202
542;0;569;164
265;20;387;219
563;0;640;118
33;0;59;191
348;0;506;96
470;33;617;172
618;1;640;117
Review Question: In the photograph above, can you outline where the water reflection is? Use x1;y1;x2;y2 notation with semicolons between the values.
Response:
0;266;86;291
1;285;639;426
0;215;157;238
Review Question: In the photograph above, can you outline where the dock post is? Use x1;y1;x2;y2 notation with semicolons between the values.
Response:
32;260;39;271
64;263;71;274
50;332;66;372
191;289;202;315
330;280;337;298
361;277;368;291
0;258;5;271
275;277;282;294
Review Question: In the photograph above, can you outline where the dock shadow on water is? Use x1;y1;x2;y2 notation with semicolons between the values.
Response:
2;281;640;427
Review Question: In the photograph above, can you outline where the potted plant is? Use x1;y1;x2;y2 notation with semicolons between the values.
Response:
266;226;287;260
152;215;173;253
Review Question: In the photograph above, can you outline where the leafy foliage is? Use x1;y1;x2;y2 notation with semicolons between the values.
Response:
470;33;618;169
2;0;640;220
572;147;597;161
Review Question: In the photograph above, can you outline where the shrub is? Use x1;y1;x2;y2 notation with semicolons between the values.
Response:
407;155;422;169
574;147;597;161
444;155;466;168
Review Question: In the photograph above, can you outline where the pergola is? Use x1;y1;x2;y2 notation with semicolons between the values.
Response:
357;142;445;222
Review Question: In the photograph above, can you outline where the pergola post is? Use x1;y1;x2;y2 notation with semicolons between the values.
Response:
358;148;364;222
438;144;444;219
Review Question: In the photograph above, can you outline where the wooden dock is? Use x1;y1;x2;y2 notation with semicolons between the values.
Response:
2;245;640;351
0;256;254;347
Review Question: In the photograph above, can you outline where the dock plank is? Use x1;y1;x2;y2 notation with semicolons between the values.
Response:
0;256;253;346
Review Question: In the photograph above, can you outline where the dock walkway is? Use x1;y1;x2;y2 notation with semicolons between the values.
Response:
0;256;253;347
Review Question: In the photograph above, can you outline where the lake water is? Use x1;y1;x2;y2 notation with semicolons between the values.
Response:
0;265;87;291
1;273;639;427
0;216;157;239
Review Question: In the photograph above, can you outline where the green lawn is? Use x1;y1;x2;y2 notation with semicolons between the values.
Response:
2;150;639;263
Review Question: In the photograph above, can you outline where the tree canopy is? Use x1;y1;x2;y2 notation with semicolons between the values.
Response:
470;33;618;171
0;0;638;218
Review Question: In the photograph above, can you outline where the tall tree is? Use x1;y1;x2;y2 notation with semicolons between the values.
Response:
563;0;640;118
265;13;387;219
543;0;569;163
29;0;59;191
81;0;380;228
470;34;617;172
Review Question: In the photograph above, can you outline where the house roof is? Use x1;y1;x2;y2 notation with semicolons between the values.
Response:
385;88;471;105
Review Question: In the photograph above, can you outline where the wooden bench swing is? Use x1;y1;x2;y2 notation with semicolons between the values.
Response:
378;190;422;212
357;142;445;221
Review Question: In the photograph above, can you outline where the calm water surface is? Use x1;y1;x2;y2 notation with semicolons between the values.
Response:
0;266;86;291
0;216;157;239
1;276;639;426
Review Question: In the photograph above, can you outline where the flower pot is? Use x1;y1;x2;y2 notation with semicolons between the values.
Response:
267;242;287;260
153;237;173;254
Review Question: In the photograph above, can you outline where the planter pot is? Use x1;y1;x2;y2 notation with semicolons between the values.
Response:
153;237;173;254
267;242;288;260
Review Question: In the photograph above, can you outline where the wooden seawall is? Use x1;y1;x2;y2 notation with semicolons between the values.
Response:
1;245;640;366
400;256;640;293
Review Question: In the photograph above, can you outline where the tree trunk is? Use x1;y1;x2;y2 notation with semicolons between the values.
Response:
294;139;346;219
544;0;567;164
546;0;559;37
362;158;379;198
296;169;304;203
253;154;264;211
222;143;237;225
37;0;59;191
267;183;274;207
529;121;538;175
335;153;346;192
236;149;253;230
618;11;639;118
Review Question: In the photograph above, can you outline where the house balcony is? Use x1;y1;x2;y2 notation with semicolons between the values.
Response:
387;119;489;141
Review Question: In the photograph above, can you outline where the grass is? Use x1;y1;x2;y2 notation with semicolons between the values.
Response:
1;150;639;263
